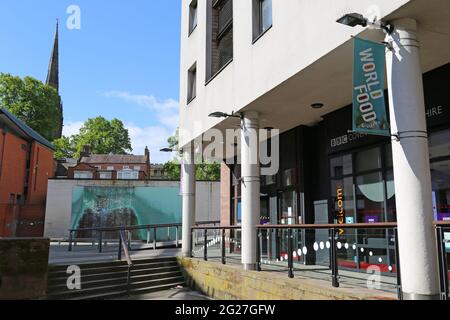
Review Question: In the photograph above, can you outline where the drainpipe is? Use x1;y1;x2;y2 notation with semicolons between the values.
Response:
385;18;440;300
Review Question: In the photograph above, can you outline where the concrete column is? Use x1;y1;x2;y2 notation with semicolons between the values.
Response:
385;18;440;300
240;111;260;270
181;146;196;257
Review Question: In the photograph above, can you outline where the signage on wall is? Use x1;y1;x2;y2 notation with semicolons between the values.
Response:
352;37;390;136
336;186;345;235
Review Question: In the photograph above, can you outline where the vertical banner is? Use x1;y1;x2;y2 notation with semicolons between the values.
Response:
353;37;390;136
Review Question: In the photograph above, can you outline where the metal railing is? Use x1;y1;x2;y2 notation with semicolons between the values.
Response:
435;221;450;300
68;223;183;252
118;230;133;295
191;221;450;300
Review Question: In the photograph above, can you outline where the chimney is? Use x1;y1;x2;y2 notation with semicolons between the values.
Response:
80;144;91;160
145;146;150;160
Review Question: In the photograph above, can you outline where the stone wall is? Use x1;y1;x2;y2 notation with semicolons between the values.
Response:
0;238;49;299
177;257;397;300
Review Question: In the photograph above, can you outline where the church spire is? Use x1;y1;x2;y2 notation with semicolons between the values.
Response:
46;20;59;91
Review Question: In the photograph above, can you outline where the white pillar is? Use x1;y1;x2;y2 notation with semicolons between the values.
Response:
181;146;196;257
240;111;260;270
386;18;440;300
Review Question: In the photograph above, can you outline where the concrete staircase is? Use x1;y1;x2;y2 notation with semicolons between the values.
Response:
46;257;185;300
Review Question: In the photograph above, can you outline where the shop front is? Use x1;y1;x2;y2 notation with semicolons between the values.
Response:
224;62;450;270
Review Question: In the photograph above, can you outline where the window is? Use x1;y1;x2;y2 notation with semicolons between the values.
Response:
123;166;130;169
118;169;139;180
99;172;112;180
206;0;233;80
134;166;141;171
95;165;102;170
107;166;114;171
253;0;272;41
187;63;197;103
189;0;198;35
74;171;93;179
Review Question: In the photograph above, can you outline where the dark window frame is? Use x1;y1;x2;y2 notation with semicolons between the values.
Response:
188;0;198;36
187;62;197;104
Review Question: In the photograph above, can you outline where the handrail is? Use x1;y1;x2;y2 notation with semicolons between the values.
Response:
191;222;398;231
195;220;220;226
119;230;133;295
119;230;133;266
69;222;182;233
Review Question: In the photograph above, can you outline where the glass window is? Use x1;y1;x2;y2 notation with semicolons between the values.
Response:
74;171;93;179
429;129;450;160
99;172;112;180
331;177;355;225
253;0;272;40
330;154;352;178
187;63;197;103
386;170;396;222
384;144;393;168
189;0;198;35
356;172;385;223
282;168;296;187
134;166;141;171
431;159;450;221
355;147;382;173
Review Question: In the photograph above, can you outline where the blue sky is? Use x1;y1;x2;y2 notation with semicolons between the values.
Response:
0;0;181;163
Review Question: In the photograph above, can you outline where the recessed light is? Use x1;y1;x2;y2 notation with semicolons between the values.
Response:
311;103;324;109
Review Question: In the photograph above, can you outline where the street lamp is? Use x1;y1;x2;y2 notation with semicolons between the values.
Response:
336;12;394;34
208;111;241;119
160;147;175;153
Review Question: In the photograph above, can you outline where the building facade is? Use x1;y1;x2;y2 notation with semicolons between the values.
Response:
67;147;151;180
0;109;55;237
179;0;450;299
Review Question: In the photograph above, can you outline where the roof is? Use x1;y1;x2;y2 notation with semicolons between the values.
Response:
80;154;148;164
0;108;55;150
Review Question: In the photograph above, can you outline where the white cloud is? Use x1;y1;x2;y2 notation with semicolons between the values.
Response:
64;92;180;164
125;123;174;164
62;121;83;137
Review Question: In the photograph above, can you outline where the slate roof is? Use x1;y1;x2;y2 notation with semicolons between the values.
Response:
0;108;55;150
80;154;148;164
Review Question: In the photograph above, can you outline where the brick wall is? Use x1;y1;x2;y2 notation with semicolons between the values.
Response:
27;143;55;205
0;238;49;299
0;131;29;204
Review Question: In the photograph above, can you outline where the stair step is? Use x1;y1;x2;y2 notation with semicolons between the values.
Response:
46;257;184;300
48;271;183;292
48;257;177;272
48;261;179;278
46;276;185;299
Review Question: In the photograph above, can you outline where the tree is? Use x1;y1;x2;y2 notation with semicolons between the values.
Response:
53;136;76;159
163;128;220;181
54;117;132;158
0;73;61;141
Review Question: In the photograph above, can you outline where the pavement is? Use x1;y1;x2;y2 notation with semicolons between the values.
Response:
49;241;182;265
116;287;212;300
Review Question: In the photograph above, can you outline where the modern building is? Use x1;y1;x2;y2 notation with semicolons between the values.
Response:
179;0;450;299
0;108;55;237
67;146;151;180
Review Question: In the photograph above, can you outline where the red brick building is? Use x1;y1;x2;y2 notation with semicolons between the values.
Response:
0;108;55;237
67;146;151;180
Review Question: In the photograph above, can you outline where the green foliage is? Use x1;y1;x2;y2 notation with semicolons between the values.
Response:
53;136;75;159
54;116;132;158
163;161;181;180
0;73;61;141
163;128;220;181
